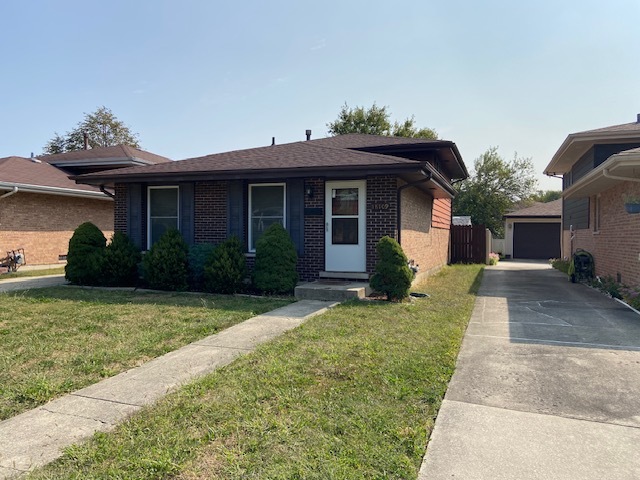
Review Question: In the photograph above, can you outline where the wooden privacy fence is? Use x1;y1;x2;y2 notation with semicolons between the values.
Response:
450;225;487;264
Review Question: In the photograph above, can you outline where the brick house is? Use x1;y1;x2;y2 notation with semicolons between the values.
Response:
74;134;468;281
544;115;640;285
0;145;170;266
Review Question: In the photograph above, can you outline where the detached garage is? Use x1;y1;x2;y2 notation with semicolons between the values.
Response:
504;200;561;259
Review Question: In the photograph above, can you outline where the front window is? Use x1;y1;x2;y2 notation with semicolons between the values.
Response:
249;183;285;251
148;186;179;248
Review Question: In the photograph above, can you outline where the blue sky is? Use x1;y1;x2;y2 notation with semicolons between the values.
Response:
2;0;638;190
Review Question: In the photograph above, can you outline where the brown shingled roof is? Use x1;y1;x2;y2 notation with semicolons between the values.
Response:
0;156;104;194
504;199;562;218
73;141;423;184
38;145;171;165
308;133;446;149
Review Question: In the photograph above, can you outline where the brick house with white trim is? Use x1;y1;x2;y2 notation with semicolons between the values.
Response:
0;145;170;266
74;134;468;281
544;115;640;285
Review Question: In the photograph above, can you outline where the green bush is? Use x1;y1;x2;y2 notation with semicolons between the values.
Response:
142;229;189;291
102;232;141;287
188;243;216;291
370;236;413;301
550;258;570;275
253;223;298;295
65;222;107;286
204;236;247;294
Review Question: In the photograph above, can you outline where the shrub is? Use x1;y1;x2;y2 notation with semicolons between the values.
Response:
103;232;141;287
550;258;571;275
370;236;413;301
65;222;107;286
142;229;189;291
488;252;500;266
621;286;640;310
592;275;623;299
204;236;247;294
253;223;298;295
187;243;216;291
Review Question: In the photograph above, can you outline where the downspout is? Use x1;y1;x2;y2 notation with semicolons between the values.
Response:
396;171;432;245
0;186;18;199
99;185;115;198
603;168;640;183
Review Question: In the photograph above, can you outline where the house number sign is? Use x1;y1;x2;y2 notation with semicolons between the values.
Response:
373;203;390;211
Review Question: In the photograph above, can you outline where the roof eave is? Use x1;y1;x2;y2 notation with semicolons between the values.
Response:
563;150;640;199
0;181;111;200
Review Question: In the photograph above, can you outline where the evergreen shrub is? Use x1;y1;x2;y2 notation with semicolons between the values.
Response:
103;232;141;287
142;229;189;291
253;223;298;295
370;236;413;301
204;236;247;294
65;222;107;286
188;243;216;291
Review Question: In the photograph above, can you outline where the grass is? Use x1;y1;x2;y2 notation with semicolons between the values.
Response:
0;266;65;280
28;264;483;480
0;287;291;420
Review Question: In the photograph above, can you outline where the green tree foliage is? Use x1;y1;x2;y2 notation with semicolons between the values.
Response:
103;232;141;287
142;229;189;291
453;147;537;237
253;223;298;295
369;236;413;302
43;106;140;154
65;222;107;286
327;103;437;139
530;190;562;203
187;243;216;291
204;236;247;294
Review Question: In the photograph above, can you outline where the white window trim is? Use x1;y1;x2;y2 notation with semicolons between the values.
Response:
147;186;180;249
248;182;286;253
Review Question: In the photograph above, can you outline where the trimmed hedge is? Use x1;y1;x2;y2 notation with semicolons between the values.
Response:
204;236;247;294
142;229;189;291
370;236;413;301
253;223;298;295
65;222;107;286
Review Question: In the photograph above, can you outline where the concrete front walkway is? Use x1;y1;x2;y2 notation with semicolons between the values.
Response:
0;274;66;292
419;260;640;479
0;298;336;479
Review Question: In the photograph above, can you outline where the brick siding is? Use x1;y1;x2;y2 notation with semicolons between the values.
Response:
300;178;324;281
571;181;640;285
0;191;113;265
194;181;228;244
400;187;450;275
366;176;398;274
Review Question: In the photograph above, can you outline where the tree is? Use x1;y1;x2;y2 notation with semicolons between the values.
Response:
453;147;537;237
42;106;140;154
530;190;562;203
327;103;437;139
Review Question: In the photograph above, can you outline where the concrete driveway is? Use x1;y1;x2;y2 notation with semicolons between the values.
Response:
419;260;640;480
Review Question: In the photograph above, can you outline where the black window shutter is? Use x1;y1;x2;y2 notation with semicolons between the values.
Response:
127;184;143;249
227;180;245;242
286;179;304;255
179;183;195;245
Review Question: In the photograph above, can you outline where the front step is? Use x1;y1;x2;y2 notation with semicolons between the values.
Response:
294;281;372;301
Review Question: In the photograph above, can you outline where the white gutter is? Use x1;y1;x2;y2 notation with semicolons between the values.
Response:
0;186;18;199
603;168;640;183
0;182;111;200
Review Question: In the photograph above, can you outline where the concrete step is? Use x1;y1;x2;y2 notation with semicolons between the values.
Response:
294;281;372;301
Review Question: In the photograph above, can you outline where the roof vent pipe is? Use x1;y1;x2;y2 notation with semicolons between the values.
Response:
83;131;89;150
306;129;312;141
637;113;640;123
30;152;41;163
271;137;276;146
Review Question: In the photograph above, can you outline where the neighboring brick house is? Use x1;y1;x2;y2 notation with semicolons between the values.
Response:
544;115;640;285
503;199;561;260
0;145;170;266
74;134;468;281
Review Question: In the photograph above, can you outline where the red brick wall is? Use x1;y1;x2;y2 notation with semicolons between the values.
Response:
572;181;640;285
366;176;399;274
0;192;113;265
195;181;228;244
400;187;450;275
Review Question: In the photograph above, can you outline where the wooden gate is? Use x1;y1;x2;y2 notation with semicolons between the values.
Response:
451;225;486;264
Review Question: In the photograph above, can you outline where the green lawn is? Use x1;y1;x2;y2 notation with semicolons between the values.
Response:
0;287;291;420
29;264;483;480
0;266;65;280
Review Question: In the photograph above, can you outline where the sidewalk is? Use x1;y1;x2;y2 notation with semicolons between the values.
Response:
418;260;640;479
0;298;337;479
0;274;66;292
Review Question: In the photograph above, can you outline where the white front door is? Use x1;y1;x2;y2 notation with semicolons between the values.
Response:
325;180;366;272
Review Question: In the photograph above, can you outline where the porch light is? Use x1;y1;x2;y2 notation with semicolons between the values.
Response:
305;185;314;198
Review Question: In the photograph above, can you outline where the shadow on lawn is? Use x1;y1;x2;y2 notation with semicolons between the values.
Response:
5;286;293;313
